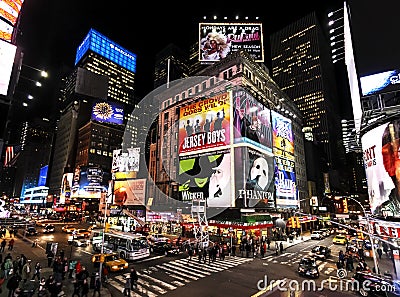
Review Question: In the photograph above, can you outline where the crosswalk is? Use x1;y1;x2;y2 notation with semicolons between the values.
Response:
107;256;253;296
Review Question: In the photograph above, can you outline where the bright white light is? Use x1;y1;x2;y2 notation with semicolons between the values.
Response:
27;94;33;99
35;81;42;87
22;102;28;107
40;71;48;78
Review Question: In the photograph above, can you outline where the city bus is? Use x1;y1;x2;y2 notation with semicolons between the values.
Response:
92;230;150;261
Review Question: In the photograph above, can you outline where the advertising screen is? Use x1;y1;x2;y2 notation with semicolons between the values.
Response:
113;179;146;206
71;166;110;199
362;119;400;216
178;149;232;207
0;19;13;41
360;69;400;97
60;173;73;204
178;92;230;155
199;23;264;62
91;100;124;125
0;39;16;95
271;110;297;207
233;88;272;152
38;165;48;187
111;148;140;179
75;28;136;73
234;147;275;208
0;0;24;26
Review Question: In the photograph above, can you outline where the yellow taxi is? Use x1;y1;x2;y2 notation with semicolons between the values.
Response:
332;234;347;245
91;252;128;272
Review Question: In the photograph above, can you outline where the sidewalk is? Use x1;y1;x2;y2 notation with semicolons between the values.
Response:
265;231;312;256
8;231;113;297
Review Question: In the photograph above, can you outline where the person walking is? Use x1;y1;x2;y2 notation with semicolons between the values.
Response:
129;267;138;289
279;242;284;254
21;259;33;283
71;278;81;297
81;278;89;297
266;238;271;250
377;247;383;259
7;239;14;251
92;272;101;297
32;261;42;281
123;275;131;297
46;250;54;268
0;239;6;253
6;271;20;297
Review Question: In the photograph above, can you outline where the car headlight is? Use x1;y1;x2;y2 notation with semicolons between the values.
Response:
112;265;118;269
124;263;128;267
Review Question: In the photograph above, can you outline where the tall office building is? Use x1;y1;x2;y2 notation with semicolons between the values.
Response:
270;12;346;194
48;29;138;197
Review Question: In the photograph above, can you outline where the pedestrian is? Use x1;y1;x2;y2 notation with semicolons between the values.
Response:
187;246;193;262
377;247;383;259
7;239;14;251
6;272;20;297
279;242;284;254
71;278;81;297
231;244;236;256
102;265;108;283
260;244;265;258
0;239;6;253
3;258;12;279
21;259;33;283
81;278;89;297
123;275;131;297
92;272;101;297
130;267;138;289
32;261;42;281
68;260;77;279
38;277;48;297
266;238;271;250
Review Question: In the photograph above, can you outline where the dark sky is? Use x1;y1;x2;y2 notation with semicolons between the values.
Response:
13;0;400;117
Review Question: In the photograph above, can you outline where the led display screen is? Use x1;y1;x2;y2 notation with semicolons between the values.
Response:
71;166;110;199
361;119;400;216
234;146;275;209
60;173;73;204
233;88;272;153
360;69;400;96
38;165;48;187
111;148;140;179
91;100;124;125
178;92;230;155
0;0;24;26
271;110;297;207
113;179;146;206
178;149;232;207
0;39;16;95
199;23;264;62
75;28;136;73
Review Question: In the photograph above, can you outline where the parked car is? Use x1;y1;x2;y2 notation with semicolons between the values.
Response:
62;225;76;233
309;245;331;260
297;256;319;278
25;226;38;236
319;228;332;237
91;252;128;272
151;241;181;256
333;234;348;245
311;231;324;240
42;224;55;233
351;271;400;297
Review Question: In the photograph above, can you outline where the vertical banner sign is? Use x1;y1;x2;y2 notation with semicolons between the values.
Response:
271;110;297;208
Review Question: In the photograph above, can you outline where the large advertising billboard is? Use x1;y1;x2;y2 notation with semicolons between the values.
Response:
234;147;275;208
91;100;124;125
178;149;232;207
60;173;73;204
71;166;110;199
0;39;16;95
75;28;136;73
0;0;25;42
271;110;297;207
178;92;230;155
362;119;400;215
38;165;48;187
112;148;140;179
199;23;264;63
360;69;400;97
113;179;146;206
233;88;272;152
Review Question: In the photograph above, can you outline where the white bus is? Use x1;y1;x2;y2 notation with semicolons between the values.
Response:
92;230;150;261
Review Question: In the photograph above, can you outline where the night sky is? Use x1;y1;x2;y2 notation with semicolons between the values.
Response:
12;0;400;119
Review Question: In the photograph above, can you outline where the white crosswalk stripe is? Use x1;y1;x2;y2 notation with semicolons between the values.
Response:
106;256;252;296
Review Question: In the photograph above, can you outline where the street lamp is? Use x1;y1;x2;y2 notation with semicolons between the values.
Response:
348;197;379;275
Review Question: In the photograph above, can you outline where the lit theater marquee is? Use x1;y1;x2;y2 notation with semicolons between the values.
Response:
75;28;137;73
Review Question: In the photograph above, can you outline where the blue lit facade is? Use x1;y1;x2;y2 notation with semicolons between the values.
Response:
75;28;137;73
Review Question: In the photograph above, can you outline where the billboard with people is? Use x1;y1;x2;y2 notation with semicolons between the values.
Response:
362;118;400;216
199;23;264;62
178;92;230;155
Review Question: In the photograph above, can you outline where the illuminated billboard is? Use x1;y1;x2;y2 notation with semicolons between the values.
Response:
0;0;24;42
361;119;400;216
233;88;272;152
111;148;140;179
38;165;48;187
234;147;275;208
178;92;230;155
71;166;110;199
75;28;136;73
91;100;124;125
0;39;16;95
271;110;297;207
178;149;232;207
199;23;264;62
60;173;73;204
360;69;400;96
113;179;146;206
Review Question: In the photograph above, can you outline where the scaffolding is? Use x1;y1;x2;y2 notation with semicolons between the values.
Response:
191;199;209;249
